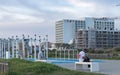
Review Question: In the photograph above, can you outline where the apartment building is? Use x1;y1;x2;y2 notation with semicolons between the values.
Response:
77;29;120;49
55;19;85;43
55;17;120;49
85;17;114;30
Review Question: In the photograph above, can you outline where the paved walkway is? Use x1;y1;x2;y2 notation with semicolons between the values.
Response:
54;60;120;75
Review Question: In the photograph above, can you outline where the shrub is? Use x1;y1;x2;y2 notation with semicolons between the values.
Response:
113;47;120;52
113;53;119;56
96;50;104;53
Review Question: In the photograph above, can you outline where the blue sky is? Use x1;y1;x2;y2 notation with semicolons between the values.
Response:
0;0;120;42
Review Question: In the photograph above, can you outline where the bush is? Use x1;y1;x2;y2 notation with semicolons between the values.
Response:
95;50;104;53
113;53;119;56
113;47;120;52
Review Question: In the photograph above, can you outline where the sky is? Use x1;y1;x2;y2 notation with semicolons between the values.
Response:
0;0;120;42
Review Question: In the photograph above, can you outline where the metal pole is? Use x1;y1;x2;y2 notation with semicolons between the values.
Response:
1;39;3;58
16;36;18;58
46;35;48;59
43;38;46;59
22;34;25;59
8;38;10;59
34;34;36;60
2;39;4;59
18;38;19;58
73;49;74;59
0;39;1;58
64;48;65;60
38;36;41;59
68;49;70;59
30;38;33;58
27;35;30;59
12;36;14;58
3;39;6;59
77;50;78;59
60;48;61;60
55;49;57;59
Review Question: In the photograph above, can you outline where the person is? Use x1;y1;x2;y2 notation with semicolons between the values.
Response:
38;50;43;59
78;49;90;68
78;49;90;62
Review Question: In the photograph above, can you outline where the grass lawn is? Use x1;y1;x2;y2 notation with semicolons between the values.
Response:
0;59;104;75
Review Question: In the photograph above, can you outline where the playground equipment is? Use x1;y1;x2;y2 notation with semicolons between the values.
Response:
0;35;48;60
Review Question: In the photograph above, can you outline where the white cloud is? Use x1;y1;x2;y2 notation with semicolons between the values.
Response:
48;6;77;14
0;13;44;26
67;0;95;8
0;5;42;15
0;6;44;26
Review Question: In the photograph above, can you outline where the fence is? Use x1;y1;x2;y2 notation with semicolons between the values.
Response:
0;62;9;73
48;50;113;59
87;54;113;59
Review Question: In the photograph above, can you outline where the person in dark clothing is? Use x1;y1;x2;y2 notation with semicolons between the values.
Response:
83;56;90;62
82;49;90;68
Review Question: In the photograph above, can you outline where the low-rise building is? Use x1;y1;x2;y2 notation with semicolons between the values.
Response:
77;29;120;49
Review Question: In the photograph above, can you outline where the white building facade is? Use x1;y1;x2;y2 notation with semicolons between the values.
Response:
77;29;120;49
55;19;85;43
55;17;115;46
76;17;120;49
85;17;114;30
